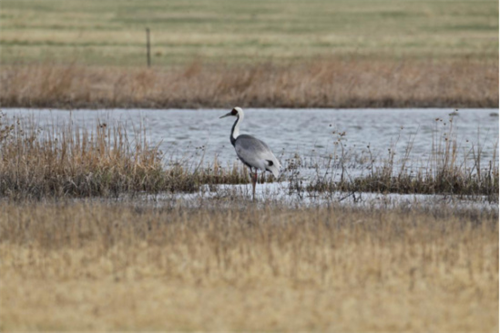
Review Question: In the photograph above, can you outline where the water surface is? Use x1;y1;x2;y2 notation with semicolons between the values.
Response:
3;108;498;175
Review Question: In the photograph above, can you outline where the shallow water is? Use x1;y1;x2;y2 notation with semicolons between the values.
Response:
139;181;499;211
2;108;498;174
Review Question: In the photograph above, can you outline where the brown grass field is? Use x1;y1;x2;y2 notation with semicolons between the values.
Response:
1;59;498;109
0;202;498;332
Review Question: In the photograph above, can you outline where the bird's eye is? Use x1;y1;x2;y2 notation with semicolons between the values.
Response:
231;109;237;115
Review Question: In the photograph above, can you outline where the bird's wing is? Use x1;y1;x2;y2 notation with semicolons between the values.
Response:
234;135;281;177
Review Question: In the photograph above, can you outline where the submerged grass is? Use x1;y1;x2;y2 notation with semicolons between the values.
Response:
1;59;498;109
0;201;497;331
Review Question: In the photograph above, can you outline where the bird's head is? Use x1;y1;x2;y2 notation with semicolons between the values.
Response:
220;107;243;119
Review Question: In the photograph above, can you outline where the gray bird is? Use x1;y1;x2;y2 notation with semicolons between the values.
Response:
220;107;281;200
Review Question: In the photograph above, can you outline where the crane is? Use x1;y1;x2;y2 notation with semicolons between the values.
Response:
220;107;281;200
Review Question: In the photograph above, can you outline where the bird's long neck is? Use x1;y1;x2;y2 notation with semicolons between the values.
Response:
230;113;243;146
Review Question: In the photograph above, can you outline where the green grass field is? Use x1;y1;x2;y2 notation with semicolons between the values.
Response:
1;0;498;66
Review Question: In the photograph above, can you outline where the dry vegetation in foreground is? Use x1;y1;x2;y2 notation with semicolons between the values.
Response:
1;59;498;109
0;202;497;331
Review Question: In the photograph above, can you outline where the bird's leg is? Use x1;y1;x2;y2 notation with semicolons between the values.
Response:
252;169;258;201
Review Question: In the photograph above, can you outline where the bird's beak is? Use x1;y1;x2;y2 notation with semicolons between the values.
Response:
219;112;232;119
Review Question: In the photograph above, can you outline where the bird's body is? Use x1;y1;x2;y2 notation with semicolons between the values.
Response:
234;135;281;177
220;107;281;199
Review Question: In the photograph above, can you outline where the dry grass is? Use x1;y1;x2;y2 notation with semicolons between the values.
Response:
1;59;498;109
0;202;497;331
0;113;496;200
304;117;499;201
0;113;277;199
0;114;177;199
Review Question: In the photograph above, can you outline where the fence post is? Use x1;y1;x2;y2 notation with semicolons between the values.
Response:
146;27;151;67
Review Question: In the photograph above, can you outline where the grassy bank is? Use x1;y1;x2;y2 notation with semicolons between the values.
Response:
1;59;498;109
1;201;497;331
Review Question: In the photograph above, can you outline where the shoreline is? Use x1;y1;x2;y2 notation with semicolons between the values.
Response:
2;99;495;110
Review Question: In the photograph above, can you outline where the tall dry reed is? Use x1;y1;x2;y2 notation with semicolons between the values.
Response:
0;113;496;199
0;114;187;198
303;116;499;200
0;114;276;199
